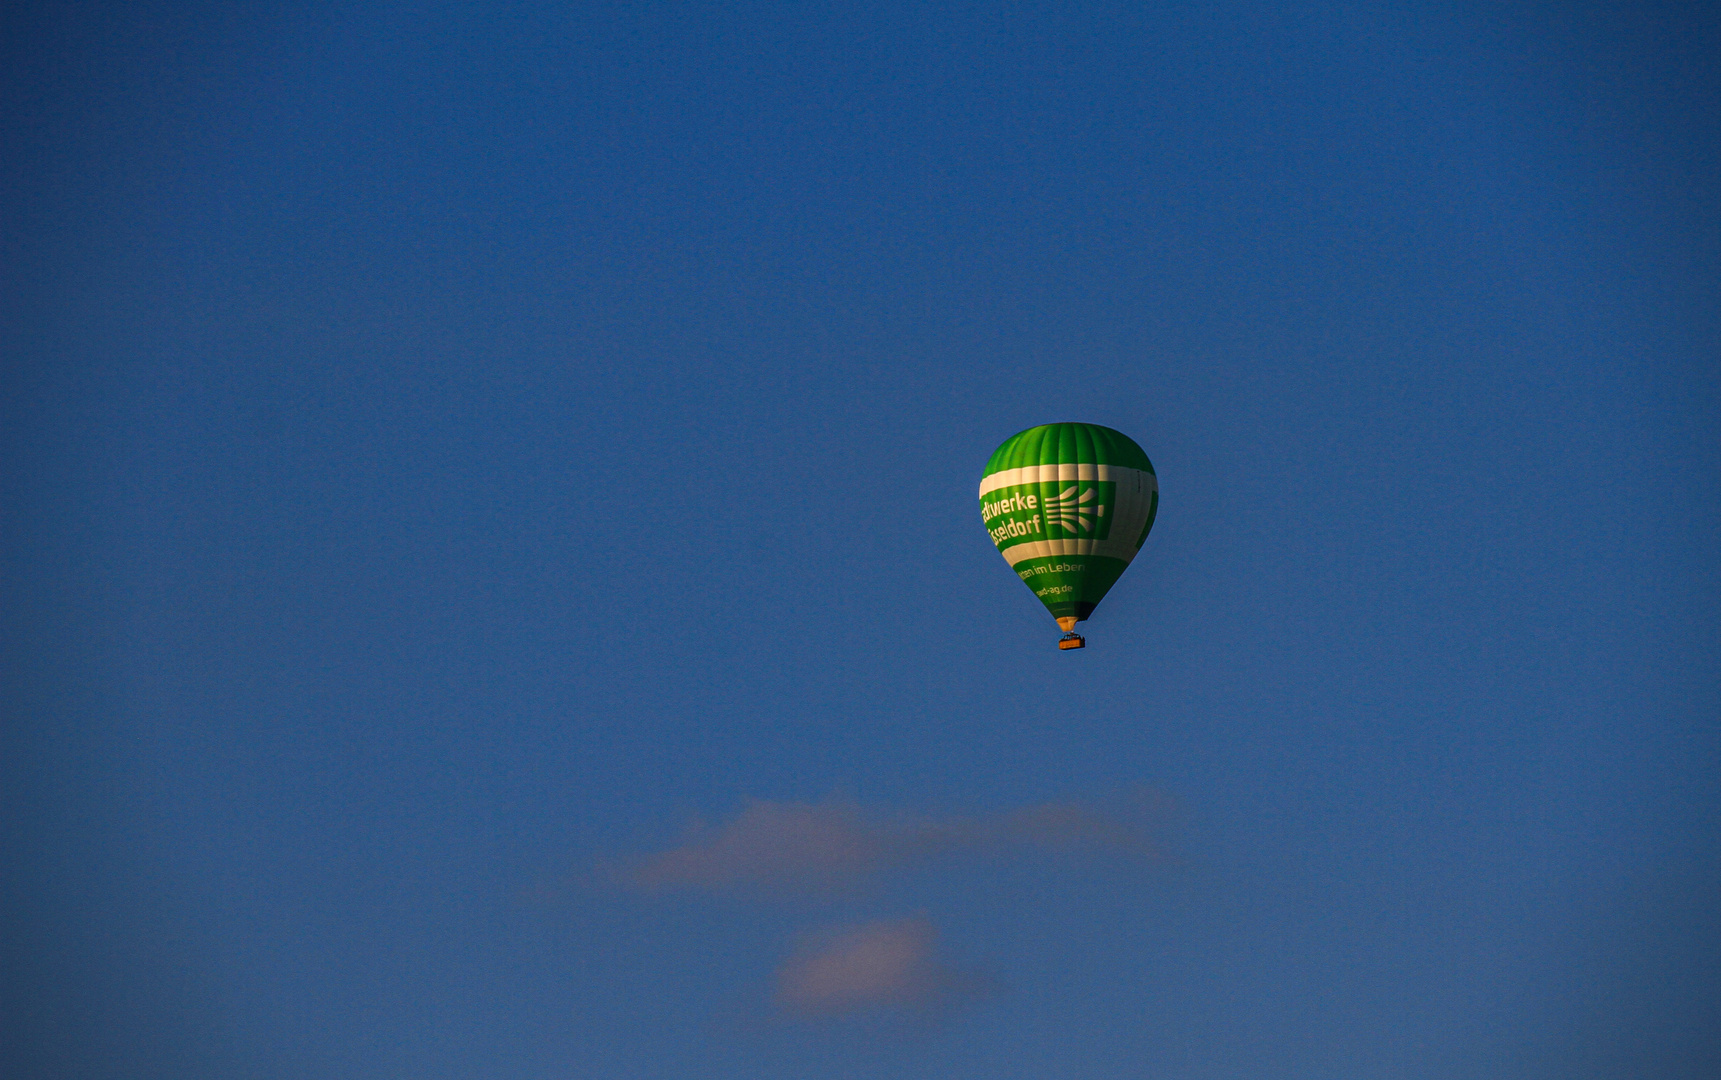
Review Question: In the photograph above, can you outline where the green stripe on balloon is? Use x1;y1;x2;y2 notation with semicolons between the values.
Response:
982;422;1154;475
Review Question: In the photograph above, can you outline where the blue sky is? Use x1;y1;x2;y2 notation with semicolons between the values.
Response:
3;2;1717;1077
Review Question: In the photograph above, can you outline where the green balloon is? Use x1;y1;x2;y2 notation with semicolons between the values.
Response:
979;423;1157;634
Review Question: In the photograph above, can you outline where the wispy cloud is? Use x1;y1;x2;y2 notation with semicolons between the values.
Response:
624;794;1160;891
774;917;993;1016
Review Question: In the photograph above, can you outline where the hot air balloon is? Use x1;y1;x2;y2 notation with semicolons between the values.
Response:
979;423;1157;649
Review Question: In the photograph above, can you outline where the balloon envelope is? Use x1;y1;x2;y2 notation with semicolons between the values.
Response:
979;423;1157;625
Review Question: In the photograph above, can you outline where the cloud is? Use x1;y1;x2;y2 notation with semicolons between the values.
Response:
629;799;889;889
624;794;1161;892
773;917;992;1016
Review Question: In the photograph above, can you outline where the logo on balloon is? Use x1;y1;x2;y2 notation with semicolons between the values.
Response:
982;481;1117;547
1045;486;1103;534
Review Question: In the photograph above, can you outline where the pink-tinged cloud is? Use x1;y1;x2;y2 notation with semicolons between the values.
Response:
774;918;990;1015
626;795;1160;891
630;800;888;889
